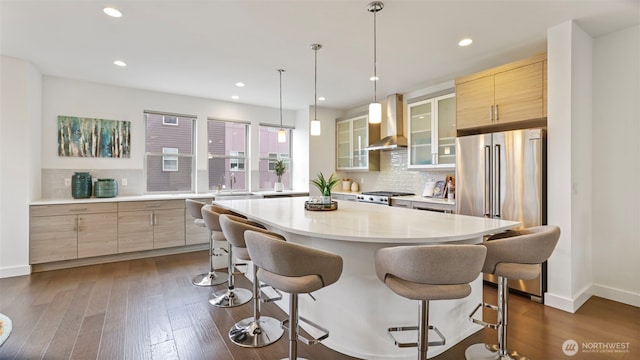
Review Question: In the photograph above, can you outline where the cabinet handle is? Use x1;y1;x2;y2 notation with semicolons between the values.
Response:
490;105;494;121
74;217;78;231
149;213;154;225
154;214;158;225
495;104;499;121
69;208;88;212
146;204;162;208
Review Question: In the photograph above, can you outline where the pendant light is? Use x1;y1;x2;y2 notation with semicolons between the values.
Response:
310;43;322;136
367;1;383;124
277;69;286;143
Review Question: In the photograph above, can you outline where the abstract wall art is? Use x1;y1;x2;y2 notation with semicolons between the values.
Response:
58;116;131;158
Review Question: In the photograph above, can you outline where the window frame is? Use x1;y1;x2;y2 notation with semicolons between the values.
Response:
162;147;179;172
144;111;196;193
207;118;249;192
258;125;292;190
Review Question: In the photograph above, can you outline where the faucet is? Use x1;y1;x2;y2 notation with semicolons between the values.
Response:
229;173;236;191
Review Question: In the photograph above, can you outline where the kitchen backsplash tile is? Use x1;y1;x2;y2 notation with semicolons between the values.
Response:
41;169;143;199
340;149;454;195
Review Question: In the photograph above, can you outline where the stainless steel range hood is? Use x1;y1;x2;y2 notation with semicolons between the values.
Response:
365;94;407;151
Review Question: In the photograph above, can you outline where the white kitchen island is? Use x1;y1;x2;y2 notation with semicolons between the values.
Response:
214;197;519;359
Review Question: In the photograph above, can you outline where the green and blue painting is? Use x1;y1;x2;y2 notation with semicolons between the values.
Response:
58;116;131;158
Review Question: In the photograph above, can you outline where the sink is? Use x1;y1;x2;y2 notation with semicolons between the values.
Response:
214;192;263;200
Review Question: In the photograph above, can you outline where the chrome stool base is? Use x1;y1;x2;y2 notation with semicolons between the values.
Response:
209;288;252;308
192;271;228;287
465;343;529;360
229;316;284;348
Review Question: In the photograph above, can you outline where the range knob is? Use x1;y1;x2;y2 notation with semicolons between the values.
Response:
369;197;374;201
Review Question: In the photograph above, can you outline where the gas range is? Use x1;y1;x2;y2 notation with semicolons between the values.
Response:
356;191;415;205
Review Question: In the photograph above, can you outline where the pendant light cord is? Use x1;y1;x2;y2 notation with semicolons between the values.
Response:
314;47;318;120
278;69;284;128
373;7;377;104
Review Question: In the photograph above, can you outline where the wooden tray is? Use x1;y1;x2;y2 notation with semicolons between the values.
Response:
304;200;338;211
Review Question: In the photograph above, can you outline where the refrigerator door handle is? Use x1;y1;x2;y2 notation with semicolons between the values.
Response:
494;144;501;218
484;145;491;217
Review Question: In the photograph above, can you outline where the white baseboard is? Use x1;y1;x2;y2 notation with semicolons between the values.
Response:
546;283;640;312
545;285;592;313
0;264;31;279
592;284;640;307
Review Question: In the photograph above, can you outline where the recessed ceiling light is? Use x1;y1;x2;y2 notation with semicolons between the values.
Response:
458;38;473;47
318;97;326;101
231;95;239;100
103;7;122;18
369;76;379;81
113;60;126;67
235;82;245;87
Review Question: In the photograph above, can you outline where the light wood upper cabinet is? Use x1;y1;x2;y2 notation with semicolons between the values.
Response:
493;62;543;124
456;53;547;131
456;75;495;129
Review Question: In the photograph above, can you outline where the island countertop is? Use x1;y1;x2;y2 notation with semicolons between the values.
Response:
214;196;519;244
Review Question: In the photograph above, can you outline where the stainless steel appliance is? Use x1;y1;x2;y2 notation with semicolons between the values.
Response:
356;191;414;205
456;128;546;302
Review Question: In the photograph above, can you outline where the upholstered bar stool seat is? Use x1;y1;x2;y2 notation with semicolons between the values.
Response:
202;205;252;308
465;225;560;360
219;214;285;348
375;245;487;360
245;230;343;360
186;199;228;287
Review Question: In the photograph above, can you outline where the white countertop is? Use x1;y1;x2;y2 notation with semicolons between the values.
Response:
30;190;308;205
214;197;518;244
330;191;455;205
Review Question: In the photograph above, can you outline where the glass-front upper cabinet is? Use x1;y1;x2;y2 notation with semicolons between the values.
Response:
336;114;380;171
408;93;456;169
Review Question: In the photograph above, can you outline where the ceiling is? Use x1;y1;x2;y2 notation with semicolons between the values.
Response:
1;0;638;111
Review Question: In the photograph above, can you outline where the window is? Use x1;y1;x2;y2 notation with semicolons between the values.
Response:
208;119;248;191
162;147;178;171
259;126;291;190
162;115;178;126
145;112;195;192
229;151;245;171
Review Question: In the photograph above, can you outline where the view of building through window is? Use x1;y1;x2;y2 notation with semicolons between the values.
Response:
259;126;291;190
208;119;248;191
145;112;194;192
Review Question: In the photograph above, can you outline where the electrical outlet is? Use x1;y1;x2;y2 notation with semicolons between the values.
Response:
360;177;364;184
122;178;128;186
64;178;71;187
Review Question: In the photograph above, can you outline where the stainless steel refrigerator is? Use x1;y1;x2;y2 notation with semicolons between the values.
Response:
456;128;546;302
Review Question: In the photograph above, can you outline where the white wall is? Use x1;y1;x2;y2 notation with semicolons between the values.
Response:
0;56;41;278
591;25;640;306
42;76;297;190
308;107;342;196
546;21;594;312
547;22;640;312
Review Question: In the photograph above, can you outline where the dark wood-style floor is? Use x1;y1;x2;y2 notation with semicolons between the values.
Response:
0;251;637;359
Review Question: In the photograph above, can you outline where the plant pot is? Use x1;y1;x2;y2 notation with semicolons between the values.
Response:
274;182;284;192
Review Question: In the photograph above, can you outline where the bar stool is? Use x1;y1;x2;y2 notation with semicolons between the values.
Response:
375;244;487;360
465;225;560;360
201;205;252;308
186;199;228;287
219;214;285;348
244;230;343;360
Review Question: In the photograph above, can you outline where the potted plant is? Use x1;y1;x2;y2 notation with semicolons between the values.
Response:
310;172;340;203
274;159;286;192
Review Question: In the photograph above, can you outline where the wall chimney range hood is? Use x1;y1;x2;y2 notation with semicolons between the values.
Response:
365;93;407;151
